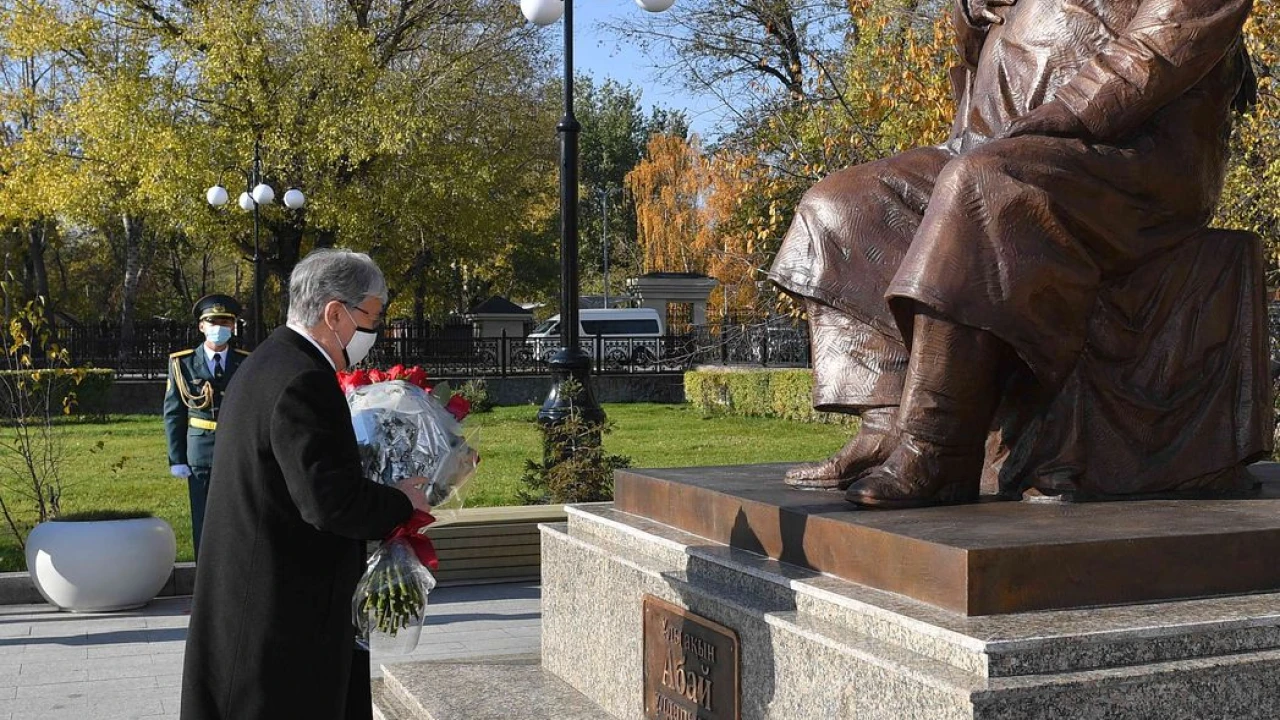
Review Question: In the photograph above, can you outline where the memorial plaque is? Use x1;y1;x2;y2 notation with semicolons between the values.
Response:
643;595;740;720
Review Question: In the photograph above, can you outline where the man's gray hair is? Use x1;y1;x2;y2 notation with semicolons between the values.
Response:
286;248;388;327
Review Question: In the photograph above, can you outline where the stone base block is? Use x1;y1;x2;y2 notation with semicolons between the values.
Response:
541;504;1280;719
378;655;610;719
614;463;1280;615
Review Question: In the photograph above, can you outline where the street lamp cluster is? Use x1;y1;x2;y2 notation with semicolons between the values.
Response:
205;183;305;212
521;0;675;429
204;144;305;346
520;0;674;24
197;0;668;408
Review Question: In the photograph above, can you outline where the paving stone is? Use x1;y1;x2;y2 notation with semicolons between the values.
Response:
87;662;164;681
13;648;87;664
14;675;156;699
14;667;87;686
85;643;154;659
0;583;540;719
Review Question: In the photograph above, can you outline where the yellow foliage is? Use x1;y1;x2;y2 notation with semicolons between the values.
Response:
626;134;710;275
625;134;791;317
1217;4;1280;280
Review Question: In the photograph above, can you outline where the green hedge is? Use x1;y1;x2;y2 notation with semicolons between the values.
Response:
0;368;115;419
684;368;855;425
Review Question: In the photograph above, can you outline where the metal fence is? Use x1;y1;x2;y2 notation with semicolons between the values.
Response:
53;316;813;378
57;320;205;378
366;329;811;376
39;303;1280;380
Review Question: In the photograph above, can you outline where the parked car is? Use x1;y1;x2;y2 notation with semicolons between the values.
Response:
528;308;665;365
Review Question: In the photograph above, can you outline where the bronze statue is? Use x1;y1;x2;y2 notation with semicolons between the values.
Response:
770;0;1271;507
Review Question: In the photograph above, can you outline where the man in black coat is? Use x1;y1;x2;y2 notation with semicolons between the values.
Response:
181;249;431;720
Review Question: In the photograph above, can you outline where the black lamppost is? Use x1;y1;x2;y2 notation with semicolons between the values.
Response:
522;0;674;426
205;142;306;346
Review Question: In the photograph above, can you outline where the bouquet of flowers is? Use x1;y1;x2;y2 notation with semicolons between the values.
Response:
352;510;438;654
339;365;479;653
339;365;478;506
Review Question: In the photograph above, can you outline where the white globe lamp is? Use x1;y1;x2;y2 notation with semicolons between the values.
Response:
636;0;674;10
251;183;275;205
237;192;255;212
205;185;229;207
521;0;564;26
283;188;306;209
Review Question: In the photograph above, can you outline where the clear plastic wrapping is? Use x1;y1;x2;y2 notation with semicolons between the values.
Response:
352;536;438;653
347;380;479;506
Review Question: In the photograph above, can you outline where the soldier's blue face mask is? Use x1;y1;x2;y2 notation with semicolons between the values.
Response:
204;324;232;346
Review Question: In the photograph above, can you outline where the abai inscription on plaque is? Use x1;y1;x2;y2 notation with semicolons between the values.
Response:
643;595;740;720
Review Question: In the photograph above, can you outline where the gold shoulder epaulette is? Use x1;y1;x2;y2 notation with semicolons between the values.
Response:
234;348;251;356
170;349;196;358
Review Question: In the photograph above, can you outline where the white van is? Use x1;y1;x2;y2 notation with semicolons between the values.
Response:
528;308;664;364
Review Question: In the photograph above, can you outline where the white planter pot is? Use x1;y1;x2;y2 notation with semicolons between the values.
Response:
26;518;177;612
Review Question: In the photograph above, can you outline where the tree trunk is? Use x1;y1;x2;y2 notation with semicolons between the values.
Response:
117;214;145;367
410;244;432;325
166;235;191;311
25;220;56;345
26;222;51;303
270;222;306;328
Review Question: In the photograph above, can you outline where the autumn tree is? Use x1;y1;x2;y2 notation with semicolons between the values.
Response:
0;0;87;322
1218;4;1280;281
0;0;565;339
626;133;711;275
612;0;952;317
626;134;785;318
605;0;852;140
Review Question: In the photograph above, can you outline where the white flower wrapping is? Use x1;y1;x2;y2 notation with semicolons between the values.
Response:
346;380;478;653
346;380;479;505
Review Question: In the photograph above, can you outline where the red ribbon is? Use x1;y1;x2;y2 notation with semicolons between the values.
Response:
385;509;439;571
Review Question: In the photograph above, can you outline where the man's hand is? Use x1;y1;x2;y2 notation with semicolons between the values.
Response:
396;477;433;513
966;0;1016;25
1002;100;1090;140
171;464;192;479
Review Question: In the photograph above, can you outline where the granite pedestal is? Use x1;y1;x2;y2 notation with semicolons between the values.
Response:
382;463;1280;719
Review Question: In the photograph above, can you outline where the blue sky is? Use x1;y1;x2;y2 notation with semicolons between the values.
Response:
540;0;723;140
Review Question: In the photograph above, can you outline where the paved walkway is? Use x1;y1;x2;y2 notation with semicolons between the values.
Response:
0;582;541;720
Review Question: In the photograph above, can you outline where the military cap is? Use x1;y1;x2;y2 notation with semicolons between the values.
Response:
193;294;242;322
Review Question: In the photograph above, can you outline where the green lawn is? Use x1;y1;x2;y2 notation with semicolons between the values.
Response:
0;405;849;571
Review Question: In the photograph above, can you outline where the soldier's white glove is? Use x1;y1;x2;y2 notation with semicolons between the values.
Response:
170;464;193;479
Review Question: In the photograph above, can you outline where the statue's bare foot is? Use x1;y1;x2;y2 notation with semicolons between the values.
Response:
784;407;899;490
843;433;982;509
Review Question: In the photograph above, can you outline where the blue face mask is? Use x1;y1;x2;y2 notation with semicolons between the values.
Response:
204;325;233;346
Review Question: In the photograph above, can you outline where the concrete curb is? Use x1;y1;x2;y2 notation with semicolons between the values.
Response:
0;561;196;606
0;507;566;606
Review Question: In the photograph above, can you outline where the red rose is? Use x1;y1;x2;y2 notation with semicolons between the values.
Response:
367;368;387;383
386;364;406;380
445;394;471;422
337;368;371;394
404;366;430;390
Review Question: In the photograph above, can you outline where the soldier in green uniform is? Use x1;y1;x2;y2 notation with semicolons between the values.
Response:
163;294;249;559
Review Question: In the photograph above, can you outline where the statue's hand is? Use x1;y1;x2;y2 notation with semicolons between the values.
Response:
1001;100;1090;140
966;0;1016;26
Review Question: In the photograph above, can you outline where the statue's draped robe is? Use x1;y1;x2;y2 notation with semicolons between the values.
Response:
769;0;1272;496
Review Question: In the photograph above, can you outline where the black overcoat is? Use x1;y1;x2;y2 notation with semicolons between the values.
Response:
180;327;412;720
